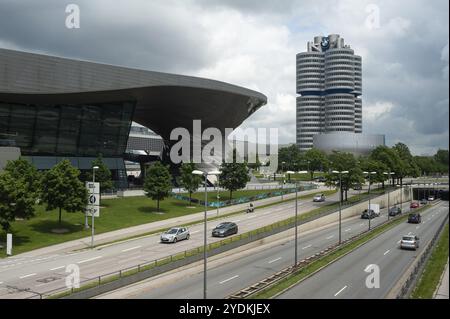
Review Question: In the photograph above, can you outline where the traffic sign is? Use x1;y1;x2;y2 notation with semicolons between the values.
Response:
85;205;100;217
85;182;100;195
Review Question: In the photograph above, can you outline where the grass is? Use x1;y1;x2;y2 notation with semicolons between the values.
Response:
250;212;413;299
411;223;449;299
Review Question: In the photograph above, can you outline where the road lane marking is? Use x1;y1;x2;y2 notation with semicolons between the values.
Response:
268;257;282;264
191;231;200;234
384;250;391;256
19;273;37;279
334;285;348;297
247;215;256;219
360;223;364;226
219;275;239;284
235;220;241;222
416;226;420;229
0;282;3;285
345;228;351;232
121;246;142;253
326;235;334;240
302;245;312;250
408;232;412;235
77;256;103;264
50;266;65;271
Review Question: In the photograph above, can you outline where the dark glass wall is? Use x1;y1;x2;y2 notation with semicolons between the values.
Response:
0;101;135;157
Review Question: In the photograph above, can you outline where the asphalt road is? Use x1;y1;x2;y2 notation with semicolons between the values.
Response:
112;201;416;299
0;187;359;298
278;201;449;299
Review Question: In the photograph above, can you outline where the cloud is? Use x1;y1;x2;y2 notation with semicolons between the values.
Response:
0;0;448;155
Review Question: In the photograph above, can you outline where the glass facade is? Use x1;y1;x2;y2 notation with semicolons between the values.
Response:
0;101;135;189
0;101;135;157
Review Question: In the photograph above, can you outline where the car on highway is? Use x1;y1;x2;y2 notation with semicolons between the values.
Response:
410;202;420;209
420;198;428;205
407;213;422;224
388;206;402;216
361;209;378;219
160;227;190;243
314;176;327;182
212;222;238;237
428;195;435;201
313;194;326;202
400;235;420;250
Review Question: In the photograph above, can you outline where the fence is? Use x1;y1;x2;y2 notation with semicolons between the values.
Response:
26;188;389;299
396;212;449;299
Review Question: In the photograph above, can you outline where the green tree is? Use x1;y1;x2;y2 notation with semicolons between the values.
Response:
0;170;37;232
143;162;172;211
278;145;303;171
41;160;88;225
370;146;405;186
304;148;329;180
84;154;114;192
220;149;251;199
3;158;41;194
393;142;420;179
434;149;449;166
179;163;202;204
359;158;389;188
327;151;364;201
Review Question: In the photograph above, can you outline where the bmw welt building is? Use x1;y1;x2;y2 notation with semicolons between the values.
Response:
0;48;267;187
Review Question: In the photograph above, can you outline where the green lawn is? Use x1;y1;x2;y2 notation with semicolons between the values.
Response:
411;223;449;299
0;196;207;258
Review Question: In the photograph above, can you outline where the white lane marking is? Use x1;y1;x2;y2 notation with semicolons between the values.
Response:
408;232;412;235
50;266;65;271
384;250;391;256
302;244;312;250
121;246;142;253
334;285;348;297
416;226;420;229
247;215;256;219
326;235;334;240
77;256;103;264
345;228;351;232
235;220;241;222
191;231;200;234
268;257;282;264
219;275;239;284
19;273;37;279
360;223;365;226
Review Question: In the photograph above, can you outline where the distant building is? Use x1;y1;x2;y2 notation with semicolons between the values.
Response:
296;34;384;155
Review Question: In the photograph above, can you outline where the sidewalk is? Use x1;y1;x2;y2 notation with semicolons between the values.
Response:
11;186;328;258
434;259;449;299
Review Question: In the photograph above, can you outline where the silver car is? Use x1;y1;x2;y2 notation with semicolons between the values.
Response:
160;227;190;243
313;194;326;202
400;235;420;250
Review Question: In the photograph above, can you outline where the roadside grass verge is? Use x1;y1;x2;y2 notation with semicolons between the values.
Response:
411;223;449;299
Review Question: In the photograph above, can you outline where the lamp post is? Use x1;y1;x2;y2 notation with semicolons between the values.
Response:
90;166;99;248
192;169;220;300
384;171;395;220
287;170;308;266
332;170;349;244
363;171;377;230
215;175;220;217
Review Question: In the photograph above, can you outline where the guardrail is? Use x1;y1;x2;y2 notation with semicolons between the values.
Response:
396;208;449;299
26;188;391;299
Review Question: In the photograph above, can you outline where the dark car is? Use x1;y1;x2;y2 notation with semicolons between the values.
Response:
212;222;238;237
408;213;422;224
361;209;377;219
314;176;327;182
353;184;363;190
388;206;402;216
420;198;428;205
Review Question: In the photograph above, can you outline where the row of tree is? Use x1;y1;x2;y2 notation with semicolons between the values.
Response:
0;155;114;232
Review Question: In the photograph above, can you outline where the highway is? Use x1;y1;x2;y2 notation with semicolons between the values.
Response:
0;186;358;298
278;201;449;299
100;201;416;299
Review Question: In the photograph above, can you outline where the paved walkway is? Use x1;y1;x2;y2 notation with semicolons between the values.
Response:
434;259;449;299
10;186;328;258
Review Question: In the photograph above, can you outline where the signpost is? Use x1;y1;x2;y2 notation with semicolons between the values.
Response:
85;182;100;248
6;233;12;256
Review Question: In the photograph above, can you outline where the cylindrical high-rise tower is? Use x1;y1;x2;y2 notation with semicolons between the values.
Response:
296;34;363;152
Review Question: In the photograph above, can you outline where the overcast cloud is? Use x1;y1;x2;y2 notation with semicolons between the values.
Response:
0;0;448;155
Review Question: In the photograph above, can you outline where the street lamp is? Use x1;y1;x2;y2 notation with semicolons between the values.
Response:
363;171;377;230
332;170;349;244
384;171;395;220
90;166;99;248
192;169;220;300
287;170;308;266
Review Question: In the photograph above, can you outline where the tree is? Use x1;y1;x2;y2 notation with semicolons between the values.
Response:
359;158;389;188
84;154;114;192
0;171;37;232
278;145;303;171
327;151;364;201
41;160;88;225
220;149;251;199
434;149;449;166
143;162;172;211
179;163;202;204
370;146;405;186
393;142;420;180
304;148;329;180
3;158;41;195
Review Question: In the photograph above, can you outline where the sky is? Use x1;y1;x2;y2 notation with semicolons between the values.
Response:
0;0;448;156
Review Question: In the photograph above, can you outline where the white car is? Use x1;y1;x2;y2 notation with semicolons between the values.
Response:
400;235;420;250
428;196;435;201
160;227;190;243
313;194;326;202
